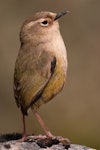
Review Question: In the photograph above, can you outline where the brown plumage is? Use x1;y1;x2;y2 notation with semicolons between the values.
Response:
14;11;68;142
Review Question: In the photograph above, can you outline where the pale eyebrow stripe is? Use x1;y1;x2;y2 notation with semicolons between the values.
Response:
26;18;48;28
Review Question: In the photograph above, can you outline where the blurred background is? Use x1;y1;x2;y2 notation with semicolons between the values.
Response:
0;0;100;149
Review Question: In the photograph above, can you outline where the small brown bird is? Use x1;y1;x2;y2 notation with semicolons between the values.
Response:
14;11;68;141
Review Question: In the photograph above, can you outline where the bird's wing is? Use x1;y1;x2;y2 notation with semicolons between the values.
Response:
14;50;56;115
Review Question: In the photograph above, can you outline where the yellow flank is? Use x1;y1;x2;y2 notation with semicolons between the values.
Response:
31;59;66;109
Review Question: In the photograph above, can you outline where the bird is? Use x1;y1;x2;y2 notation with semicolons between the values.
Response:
14;11;68;142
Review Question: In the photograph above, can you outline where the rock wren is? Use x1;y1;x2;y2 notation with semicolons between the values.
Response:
14;11;68;142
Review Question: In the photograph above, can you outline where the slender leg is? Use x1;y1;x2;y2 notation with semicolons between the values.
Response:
22;113;27;139
17;113;26;142
32;110;70;144
33;110;53;138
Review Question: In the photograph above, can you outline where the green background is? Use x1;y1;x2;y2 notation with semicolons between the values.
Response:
0;0;100;149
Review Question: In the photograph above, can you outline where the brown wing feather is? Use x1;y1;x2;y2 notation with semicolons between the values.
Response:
14;48;56;115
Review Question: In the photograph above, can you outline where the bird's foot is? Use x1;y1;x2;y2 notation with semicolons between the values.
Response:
16;134;26;142
26;134;70;148
26;134;70;145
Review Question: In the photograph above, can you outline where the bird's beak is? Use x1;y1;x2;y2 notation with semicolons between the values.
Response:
54;11;69;21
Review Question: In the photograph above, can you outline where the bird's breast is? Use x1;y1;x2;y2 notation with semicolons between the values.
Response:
40;33;68;103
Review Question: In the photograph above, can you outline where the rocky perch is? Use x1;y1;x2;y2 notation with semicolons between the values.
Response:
0;133;96;150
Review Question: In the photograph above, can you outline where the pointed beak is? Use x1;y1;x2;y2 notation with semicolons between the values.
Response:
54;11;69;21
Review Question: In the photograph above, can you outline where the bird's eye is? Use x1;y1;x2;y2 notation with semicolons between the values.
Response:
40;20;49;26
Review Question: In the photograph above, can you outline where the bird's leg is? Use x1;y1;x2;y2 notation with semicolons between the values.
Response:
17;113;27;142
26;110;70;144
22;113;27;139
33;110;53;138
32;110;70;144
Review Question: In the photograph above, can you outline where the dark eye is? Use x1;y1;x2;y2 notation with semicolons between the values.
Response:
40;20;49;26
